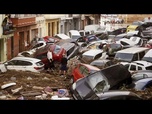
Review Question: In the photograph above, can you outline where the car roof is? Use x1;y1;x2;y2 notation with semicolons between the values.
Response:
11;56;41;62
98;90;130;96
60;42;75;51
80;63;100;71
116;47;149;54
34;43;54;55
87;40;108;47
54;34;70;39
119;38;136;44
135;78;152;83
91;59;110;63
82;49;103;56
69;30;80;35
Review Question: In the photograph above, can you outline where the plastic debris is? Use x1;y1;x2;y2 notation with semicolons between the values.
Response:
1;82;16;89
57;89;69;98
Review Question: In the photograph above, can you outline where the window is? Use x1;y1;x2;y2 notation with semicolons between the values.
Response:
67;46;75;56
130;65;136;71
79;65;86;74
138;66;142;70
53;45;61;54
146;66;152;70
22;61;32;66
36;53;47;60
94;80;106;93
16;60;29;66
145;81;152;88
132;74;146;81
94;53;102;60
82;68;89;77
132;53;138;61
32;43;44;49
7;60;17;65
139;51;145;60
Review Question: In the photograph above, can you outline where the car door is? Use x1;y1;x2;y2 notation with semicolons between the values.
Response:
129;63;138;73
5;60;17;70
22;61;33;72
13;60;27;71
73;64;86;81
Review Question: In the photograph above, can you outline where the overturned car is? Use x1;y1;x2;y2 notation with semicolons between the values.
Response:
70;64;132;100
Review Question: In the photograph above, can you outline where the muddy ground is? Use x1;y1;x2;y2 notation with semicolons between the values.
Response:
0;68;152;100
0;69;72;100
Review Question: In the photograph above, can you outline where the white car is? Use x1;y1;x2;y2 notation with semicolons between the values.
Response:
0;63;7;73
18;41;46;57
17;50;35;57
4;57;44;73
67;30;81;40
54;33;70;40
30;41;46;51
121;60;152;73
82;49;103;63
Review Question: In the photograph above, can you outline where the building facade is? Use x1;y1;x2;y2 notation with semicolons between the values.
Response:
0;14;15;62
0;14;100;62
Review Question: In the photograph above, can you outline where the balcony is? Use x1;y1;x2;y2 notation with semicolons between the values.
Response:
2;23;15;35
11;17;36;27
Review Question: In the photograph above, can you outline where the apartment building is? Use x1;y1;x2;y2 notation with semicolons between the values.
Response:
0;14;45;61
44;14;100;35
118;14;152;24
0;14;15;62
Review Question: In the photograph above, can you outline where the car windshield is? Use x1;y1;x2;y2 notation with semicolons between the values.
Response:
72;35;81;40
75;79;98;99
53;45;61;54
115;53;134;62
82;55;94;60
142;57;152;63
146;66;152;70
110;44;121;49
134;82;146;90
87;36;97;42
87;71;109;93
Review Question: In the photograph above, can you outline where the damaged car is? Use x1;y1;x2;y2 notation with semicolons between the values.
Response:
70;64;132;100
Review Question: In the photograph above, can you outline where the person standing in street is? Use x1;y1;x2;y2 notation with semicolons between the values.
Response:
47;48;55;73
59;54;68;76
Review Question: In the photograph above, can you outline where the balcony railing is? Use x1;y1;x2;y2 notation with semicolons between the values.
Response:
11;17;36;27
2;23;15;35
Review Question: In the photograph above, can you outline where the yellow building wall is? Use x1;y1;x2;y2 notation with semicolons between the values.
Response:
118;14;152;24
46;19;59;36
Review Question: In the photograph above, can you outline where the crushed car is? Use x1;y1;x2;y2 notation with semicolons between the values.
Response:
70;64;132;100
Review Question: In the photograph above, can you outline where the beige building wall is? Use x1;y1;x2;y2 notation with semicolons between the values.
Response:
118;14;152;24
0;14;7;62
